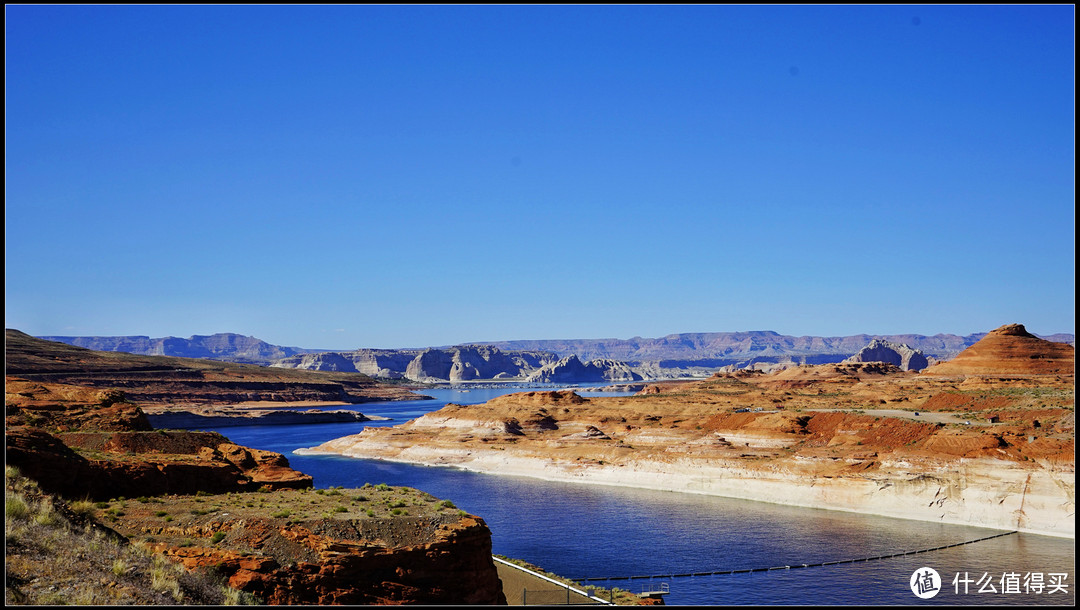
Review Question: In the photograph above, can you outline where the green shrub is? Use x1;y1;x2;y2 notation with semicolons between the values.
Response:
211;532;226;544
5;493;29;520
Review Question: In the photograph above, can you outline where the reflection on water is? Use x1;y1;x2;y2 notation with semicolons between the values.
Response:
198;390;1074;606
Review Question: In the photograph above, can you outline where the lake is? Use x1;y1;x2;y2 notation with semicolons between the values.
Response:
182;387;1075;605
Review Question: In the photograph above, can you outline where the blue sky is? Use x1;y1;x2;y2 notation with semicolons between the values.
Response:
5;5;1075;349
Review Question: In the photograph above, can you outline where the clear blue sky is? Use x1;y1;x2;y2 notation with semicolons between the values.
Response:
6;5;1075;349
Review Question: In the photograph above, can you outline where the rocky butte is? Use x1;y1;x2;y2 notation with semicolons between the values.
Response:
921;323;1075;376
842;339;931;371
305;324;1075;538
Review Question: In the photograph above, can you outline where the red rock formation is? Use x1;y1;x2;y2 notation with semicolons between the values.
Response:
5;379;153;431
488;389;587;406
6;427;312;500
5;377;313;499
150;516;506;605
922;323;1074;376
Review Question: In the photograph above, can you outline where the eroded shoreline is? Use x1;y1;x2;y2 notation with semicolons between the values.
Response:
298;442;1075;539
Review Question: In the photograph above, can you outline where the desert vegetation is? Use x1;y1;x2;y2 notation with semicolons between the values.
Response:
5;466;257;605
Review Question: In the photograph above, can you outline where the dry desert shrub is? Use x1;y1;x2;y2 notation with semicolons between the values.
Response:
4;466;255;605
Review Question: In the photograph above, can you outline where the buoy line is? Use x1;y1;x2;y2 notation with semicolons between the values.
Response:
572;530;1019;582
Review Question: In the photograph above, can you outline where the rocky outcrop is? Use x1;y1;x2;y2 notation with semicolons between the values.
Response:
5;377;314;499
349;350;423;378
5;379;154;431
524;356;643;383
6;427;313;499
402;346;559;382
147;515;506;605
922;323;1075;376
273;350;420;378
843;339;930;371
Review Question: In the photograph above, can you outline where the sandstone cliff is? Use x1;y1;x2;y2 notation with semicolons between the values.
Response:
276;344;564;382
306;326;1074;537
843;339;931;371
524;355;644;383
103;488;507;605
5;378;314;499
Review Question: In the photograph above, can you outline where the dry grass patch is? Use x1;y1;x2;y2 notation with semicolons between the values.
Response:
4;466;256;605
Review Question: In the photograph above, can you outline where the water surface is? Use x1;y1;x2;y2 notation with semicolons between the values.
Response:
190;387;1074;605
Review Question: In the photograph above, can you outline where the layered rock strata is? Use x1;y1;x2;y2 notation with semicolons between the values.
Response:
922;323;1075;376
306;356;1074;538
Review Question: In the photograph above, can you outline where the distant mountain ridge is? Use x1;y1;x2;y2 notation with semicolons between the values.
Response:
38;332;322;366
36;329;1075;375
478;330;1075;366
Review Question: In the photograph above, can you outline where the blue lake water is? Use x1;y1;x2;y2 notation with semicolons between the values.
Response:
181;387;1075;605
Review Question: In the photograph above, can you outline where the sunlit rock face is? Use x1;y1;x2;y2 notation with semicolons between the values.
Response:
922;323;1074;376
844;339;930;371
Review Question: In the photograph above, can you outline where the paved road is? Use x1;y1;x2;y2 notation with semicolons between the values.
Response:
804;408;982;425
495;559;605;605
